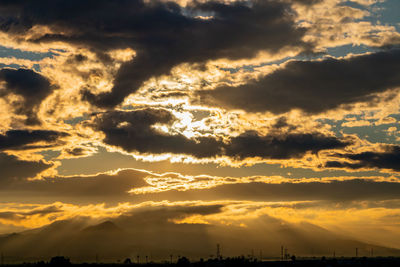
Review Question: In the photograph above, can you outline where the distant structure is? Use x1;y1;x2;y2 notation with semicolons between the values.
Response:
50;256;70;265
216;243;221;259
123;258;132;264
280;246;290;260
177;256;190;267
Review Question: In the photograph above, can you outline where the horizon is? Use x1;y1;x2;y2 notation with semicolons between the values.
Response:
1;0;400;263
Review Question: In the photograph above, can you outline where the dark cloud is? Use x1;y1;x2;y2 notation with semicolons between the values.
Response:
223;179;400;201
325;145;400;172
0;0;308;108
63;147;94;158
225;130;349;160
291;0;323;5
24;169;149;198
64;147;86;156
0;168;150;204
3;166;400;205
0;212;19;220
118;204;224;226
92;108;350;160
23;205;62;216
0;153;53;184
0;68;57;125
92;108;223;158
198;49;400;114
0;129;67;150
0;205;62;221
153;179;400;203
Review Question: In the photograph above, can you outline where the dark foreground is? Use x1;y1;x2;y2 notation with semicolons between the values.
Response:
3;257;400;267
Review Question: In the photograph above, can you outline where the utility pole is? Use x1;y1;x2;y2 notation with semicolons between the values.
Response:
355;248;358;258
216;244;221;259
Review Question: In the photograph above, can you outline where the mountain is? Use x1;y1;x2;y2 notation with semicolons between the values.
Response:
0;215;399;263
82;220;122;233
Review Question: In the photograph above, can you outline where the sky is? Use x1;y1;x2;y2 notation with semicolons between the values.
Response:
1;0;400;261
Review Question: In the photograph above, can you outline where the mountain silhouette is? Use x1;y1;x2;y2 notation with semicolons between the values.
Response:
81;221;122;233
0;214;399;263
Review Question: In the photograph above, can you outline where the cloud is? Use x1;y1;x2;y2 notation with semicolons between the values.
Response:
326;145;400;172
295;0;400;50
0;153;53;184
15;169;149;200
187;179;400;202
0;129;67;151
0;205;62;221
224;130;349;160
198;49;400;114
0;68;57;125
0;0;309;108
117;202;224;226
92;108;222;158
91;108;349;162
4;164;399;206
58;145;98;159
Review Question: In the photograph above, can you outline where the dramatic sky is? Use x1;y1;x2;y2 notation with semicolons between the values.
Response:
1;0;400;260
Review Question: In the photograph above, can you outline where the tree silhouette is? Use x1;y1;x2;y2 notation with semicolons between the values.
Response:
177;256;190;267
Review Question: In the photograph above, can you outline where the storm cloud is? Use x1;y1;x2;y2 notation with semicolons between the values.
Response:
0;0;308;108
0;68;57;125
326;145;400;172
195;179;400;202
92;108;222;158
225;130;349;160
199;49;400;114
92;108;350;160
0;129;67;150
